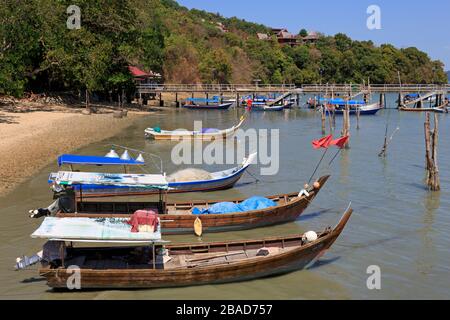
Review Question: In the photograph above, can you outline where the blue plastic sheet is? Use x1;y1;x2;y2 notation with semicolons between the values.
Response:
192;196;276;215
239;196;276;211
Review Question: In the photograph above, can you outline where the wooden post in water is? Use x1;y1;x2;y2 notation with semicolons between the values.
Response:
397;71;403;109
379;93;385;109
341;104;350;149
424;113;440;191
329;104;336;131
328;108;333;132
356;107;361;130
321;106;326;134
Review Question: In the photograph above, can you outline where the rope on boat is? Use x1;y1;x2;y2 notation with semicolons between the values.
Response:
245;169;260;183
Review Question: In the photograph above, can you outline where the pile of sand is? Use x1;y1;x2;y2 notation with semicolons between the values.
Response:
167;168;213;182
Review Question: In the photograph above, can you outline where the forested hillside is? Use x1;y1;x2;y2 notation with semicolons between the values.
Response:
0;0;447;98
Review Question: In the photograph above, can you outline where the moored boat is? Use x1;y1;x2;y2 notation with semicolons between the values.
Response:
332;102;382;115
399;106;448;113
35;205;352;289
48;152;257;198
283;102;294;109
145;115;246;140
251;104;284;112
182;102;233;110
42;176;330;234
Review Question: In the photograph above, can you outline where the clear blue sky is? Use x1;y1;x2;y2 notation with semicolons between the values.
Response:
177;0;450;70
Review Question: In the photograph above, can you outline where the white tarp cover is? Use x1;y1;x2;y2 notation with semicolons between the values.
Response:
31;217;162;243
53;171;168;189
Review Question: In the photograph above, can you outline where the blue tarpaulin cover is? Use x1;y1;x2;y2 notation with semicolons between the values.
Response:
58;154;145;166
239;196;277;211
186;97;220;103
318;98;366;105
192;196;276;215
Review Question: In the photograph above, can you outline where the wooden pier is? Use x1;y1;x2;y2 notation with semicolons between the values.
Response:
135;83;449;107
137;83;450;95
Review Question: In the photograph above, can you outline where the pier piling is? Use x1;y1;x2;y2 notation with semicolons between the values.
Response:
341;104;350;149
424;113;440;191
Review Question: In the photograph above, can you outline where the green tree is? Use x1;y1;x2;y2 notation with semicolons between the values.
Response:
199;49;232;83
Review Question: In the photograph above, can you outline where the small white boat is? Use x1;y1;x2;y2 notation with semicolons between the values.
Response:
145;115;247;140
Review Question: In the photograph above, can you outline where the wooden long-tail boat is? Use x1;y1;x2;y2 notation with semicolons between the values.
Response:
38;206;352;289
144;115;246;140
399;106;448;113
182;102;233;110
57;175;330;235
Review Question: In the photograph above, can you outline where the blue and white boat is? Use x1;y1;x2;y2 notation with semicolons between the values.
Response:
48;153;257;198
250;103;284;112
317;99;382;115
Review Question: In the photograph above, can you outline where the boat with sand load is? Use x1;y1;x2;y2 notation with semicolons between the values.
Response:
48;151;257;197
34;174;330;235
145;114;247;140
27;206;352;289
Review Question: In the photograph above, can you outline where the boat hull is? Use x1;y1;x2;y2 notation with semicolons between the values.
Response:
283;102;294;109
333;103;382;115
40;205;350;289
60;176;330;234
182;103;233;110
251;105;284;111
399;107;448;113
42;240;331;289
58;165;249;198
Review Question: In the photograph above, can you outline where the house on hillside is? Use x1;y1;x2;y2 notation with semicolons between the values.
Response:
257;28;320;46
275;29;298;47
128;66;161;85
300;31;320;44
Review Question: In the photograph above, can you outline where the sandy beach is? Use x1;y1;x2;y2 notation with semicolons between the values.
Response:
0;108;145;196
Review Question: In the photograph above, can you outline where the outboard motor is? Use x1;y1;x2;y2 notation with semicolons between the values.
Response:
29;186;75;218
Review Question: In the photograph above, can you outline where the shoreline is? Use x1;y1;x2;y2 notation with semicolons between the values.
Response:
0;107;148;197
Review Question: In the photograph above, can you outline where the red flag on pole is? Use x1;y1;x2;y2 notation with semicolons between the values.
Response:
246;99;253;111
312;135;333;149
330;135;349;149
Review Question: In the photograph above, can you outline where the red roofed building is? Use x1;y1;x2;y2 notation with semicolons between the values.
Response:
128;66;162;84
